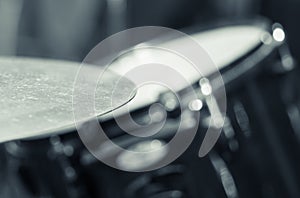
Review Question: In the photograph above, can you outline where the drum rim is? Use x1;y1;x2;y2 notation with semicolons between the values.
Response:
181;17;272;35
177;18;281;95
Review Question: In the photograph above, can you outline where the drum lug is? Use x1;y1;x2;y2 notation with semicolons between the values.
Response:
199;78;225;129
222;117;239;153
197;78;235;157
272;23;296;73
232;100;252;138
273;44;296;73
209;151;239;198
198;77;241;163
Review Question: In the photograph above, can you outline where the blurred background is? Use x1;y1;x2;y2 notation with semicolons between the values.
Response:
0;0;299;62
1;0;300;198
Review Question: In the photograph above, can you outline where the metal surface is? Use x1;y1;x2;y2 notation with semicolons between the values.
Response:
0;57;135;142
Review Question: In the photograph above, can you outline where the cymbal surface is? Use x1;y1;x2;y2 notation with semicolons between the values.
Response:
0;57;135;142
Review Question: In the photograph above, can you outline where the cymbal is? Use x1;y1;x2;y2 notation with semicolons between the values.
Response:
0;57;136;143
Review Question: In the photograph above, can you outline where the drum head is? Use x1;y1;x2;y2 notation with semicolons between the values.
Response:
0;57;136;142
103;24;268;119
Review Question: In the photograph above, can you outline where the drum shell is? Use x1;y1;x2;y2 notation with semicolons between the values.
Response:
213;52;300;197
3;127;230;198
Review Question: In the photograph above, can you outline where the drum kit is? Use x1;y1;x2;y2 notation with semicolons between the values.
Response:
1;19;300;198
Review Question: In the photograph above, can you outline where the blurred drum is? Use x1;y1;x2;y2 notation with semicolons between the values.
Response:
93;20;300;198
2;19;299;198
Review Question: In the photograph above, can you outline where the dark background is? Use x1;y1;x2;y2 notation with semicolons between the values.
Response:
0;0;299;62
